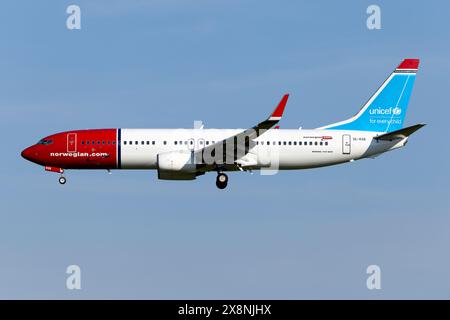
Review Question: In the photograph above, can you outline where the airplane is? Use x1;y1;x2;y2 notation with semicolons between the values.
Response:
21;58;424;189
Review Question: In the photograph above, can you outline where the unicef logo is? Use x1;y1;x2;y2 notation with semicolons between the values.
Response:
392;107;402;116
369;107;403;116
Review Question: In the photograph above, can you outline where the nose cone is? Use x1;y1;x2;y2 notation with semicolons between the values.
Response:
21;146;38;163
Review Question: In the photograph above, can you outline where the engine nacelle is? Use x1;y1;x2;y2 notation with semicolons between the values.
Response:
157;151;198;180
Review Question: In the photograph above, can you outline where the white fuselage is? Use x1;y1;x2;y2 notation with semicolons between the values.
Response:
119;128;406;170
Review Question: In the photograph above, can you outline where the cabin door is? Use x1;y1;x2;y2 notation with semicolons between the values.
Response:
342;134;351;155
67;133;77;153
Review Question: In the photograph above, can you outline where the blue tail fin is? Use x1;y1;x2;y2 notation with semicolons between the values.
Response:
319;59;419;132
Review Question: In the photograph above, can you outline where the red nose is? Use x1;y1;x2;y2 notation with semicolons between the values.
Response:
21;146;39;163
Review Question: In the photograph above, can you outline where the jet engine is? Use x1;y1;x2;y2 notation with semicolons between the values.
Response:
157;151;199;180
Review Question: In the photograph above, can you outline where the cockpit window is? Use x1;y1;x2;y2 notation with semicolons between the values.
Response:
37;139;53;145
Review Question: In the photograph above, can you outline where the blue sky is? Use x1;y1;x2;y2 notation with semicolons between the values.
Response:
0;0;449;299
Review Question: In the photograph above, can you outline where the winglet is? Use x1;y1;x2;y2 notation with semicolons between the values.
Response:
269;94;289;121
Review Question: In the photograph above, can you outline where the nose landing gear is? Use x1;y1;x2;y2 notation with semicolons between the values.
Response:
45;166;66;185
216;172;228;189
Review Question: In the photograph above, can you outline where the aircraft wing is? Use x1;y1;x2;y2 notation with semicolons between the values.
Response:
194;94;289;169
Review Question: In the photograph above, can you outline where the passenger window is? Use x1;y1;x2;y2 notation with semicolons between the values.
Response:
314;142;318;145
325;141;328;146
309;141;313;145
283;141;287;145
164;141;167;145
294;141;297;145
141;141;144;145
288;141;292;145
152;141;155;145
124;141;127;145
320;142;323;146
206;141;209;145
174;141;178;145
86;141;90;145
112;141;116;145
81;141;84;145
102;141;105;144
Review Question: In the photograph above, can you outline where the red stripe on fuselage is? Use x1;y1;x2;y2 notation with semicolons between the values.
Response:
30;129;118;169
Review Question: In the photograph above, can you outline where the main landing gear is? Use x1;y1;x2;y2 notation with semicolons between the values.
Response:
216;172;228;189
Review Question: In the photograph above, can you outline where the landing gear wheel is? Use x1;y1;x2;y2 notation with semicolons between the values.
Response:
59;176;66;185
216;173;228;189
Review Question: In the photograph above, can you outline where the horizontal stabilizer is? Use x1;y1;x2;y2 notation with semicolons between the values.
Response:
374;123;425;141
